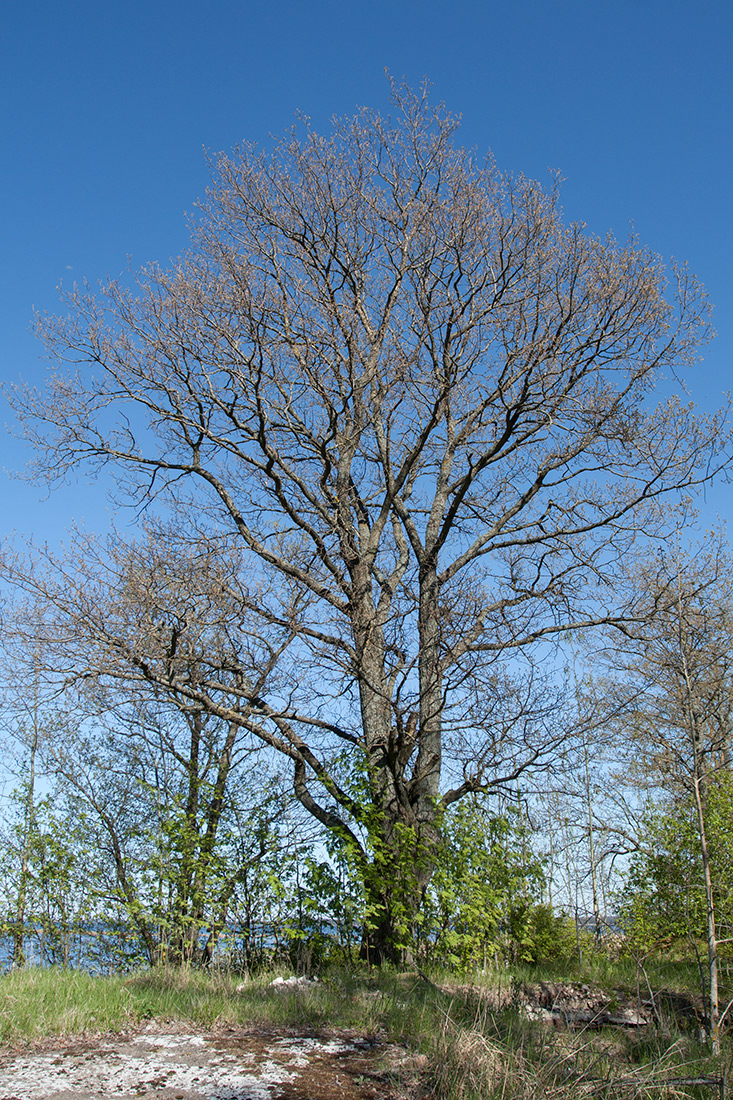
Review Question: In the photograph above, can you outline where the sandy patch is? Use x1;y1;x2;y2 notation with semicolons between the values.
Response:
0;1025;408;1100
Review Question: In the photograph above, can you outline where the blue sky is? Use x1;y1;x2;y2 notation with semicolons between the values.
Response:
2;0;731;542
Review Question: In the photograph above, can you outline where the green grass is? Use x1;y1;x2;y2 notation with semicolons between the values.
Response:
504;951;706;993
0;967;133;1041
0;964;444;1045
0;962;730;1099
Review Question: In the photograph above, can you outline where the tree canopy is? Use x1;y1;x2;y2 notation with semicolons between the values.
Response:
5;84;728;961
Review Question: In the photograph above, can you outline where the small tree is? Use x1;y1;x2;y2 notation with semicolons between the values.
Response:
423;792;546;969
0;785;108;968
621;777;733;956
601;541;733;1053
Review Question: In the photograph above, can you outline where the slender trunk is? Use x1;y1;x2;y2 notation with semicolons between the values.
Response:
692;764;719;1053
546;798;556;910
679;606;720;1055
170;712;202;964
186;721;240;964
582;736;601;941
12;727;39;968
98;807;159;965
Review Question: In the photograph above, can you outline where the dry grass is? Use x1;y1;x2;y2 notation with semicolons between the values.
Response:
431;1022;508;1098
0;964;728;1099
426;982;727;1100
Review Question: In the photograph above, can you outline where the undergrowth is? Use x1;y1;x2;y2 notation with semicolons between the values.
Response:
0;962;729;1098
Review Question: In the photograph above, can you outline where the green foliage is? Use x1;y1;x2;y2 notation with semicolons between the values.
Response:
1;732;577;974
362;817;433;956
516;904;582;965
0;786;115;967
0;764;310;971
295;847;364;964
619;772;733;955
308;749;439;961
279;788;577;969
420;794;549;968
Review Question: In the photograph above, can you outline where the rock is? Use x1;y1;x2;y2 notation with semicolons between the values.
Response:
268;975;319;988
606;1007;649;1026
520;981;652;1028
523;1004;556;1023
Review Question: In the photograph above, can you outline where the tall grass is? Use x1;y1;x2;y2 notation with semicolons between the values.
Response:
431;998;724;1100
0;968;132;1041
0;963;728;1099
0;964;442;1044
505;952;706;994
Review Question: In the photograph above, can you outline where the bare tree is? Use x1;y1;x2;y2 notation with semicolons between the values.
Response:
1;680;42;969
598;540;733;1053
2;526;298;964
0;633;62;968
5;83;727;961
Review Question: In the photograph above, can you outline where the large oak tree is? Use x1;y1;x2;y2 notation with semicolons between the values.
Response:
7;85;727;960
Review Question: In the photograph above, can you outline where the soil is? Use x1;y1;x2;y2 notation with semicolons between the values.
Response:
0;1023;420;1100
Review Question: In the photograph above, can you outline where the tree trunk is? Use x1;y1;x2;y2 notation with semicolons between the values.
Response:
692;765;720;1054
680;607;720;1056
12;727;38;968
582;735;602;941
359;808;438;966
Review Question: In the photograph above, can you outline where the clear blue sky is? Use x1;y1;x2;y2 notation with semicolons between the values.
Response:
2;0;731;541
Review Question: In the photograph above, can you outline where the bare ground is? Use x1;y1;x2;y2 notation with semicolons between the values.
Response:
0;1022;422;1100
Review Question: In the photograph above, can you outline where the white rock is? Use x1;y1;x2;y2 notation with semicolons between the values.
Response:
268;974;318;988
